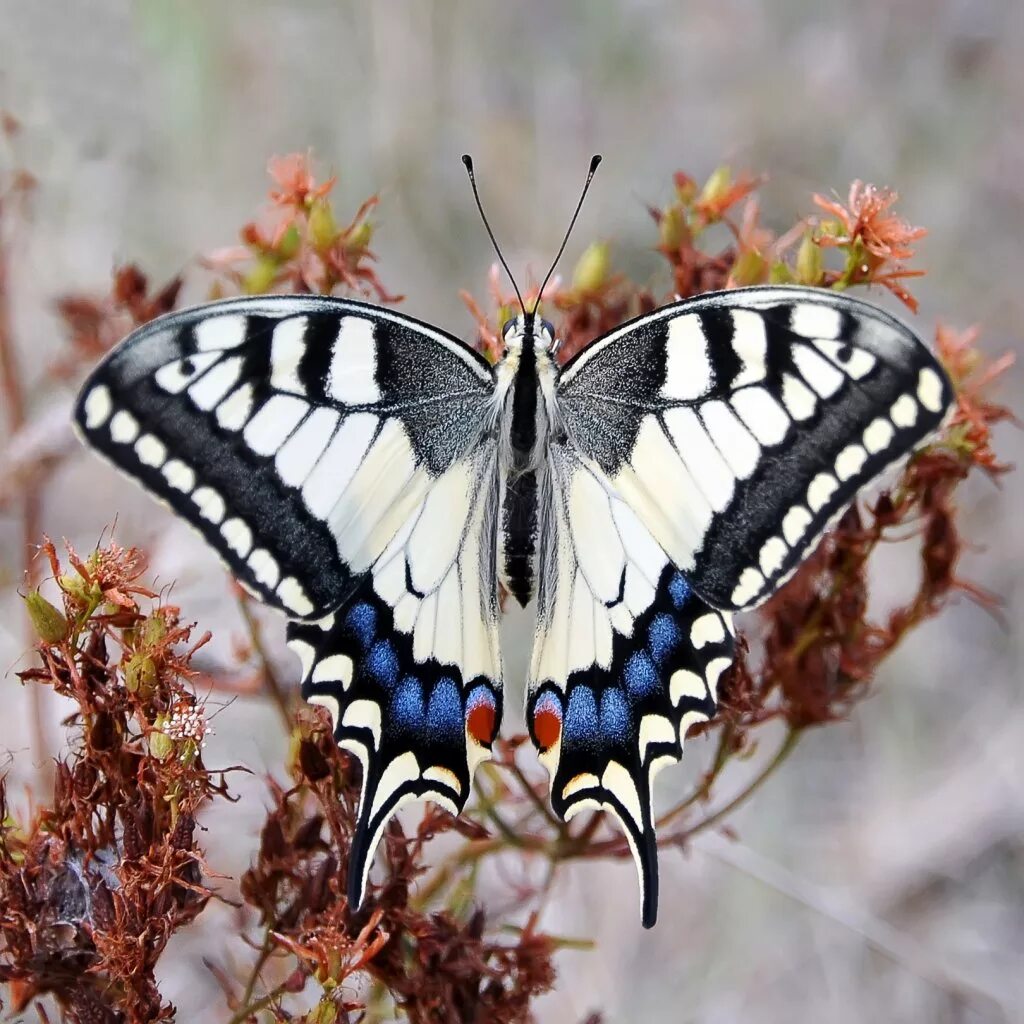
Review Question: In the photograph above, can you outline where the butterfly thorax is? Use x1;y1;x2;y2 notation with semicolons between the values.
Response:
496;314;557;607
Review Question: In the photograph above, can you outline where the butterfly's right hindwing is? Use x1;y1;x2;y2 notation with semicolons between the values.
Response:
74;295;496;619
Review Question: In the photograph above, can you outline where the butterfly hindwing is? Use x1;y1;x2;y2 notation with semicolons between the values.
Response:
74;295;496;619
527;447;733;927
289;446;504;908
557;286;954;610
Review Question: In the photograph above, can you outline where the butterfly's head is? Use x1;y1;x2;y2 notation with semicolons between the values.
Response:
501;313;556;354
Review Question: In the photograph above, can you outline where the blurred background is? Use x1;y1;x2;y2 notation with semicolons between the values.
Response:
1;1;1021;1021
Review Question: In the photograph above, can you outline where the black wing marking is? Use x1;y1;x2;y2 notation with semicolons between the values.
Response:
288;447;503;909
527;447;733;927
74;295;496;619
556;286;954;609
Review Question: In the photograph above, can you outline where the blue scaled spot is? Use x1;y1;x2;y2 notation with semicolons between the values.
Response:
365;640;399;688
624;650;659;699
426;677;463;740
564;686;598;744
668;573;691;610
391;675;426;730
345;602;378;651
599;688;629;741
648;613;681;666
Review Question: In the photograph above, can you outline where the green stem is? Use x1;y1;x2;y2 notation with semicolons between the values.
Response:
226;981;290;1024
680;727;802;840
237;930;276;1016
656;721;736;830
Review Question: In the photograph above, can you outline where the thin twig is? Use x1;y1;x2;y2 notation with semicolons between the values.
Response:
0;179;50;782
235;590;294;731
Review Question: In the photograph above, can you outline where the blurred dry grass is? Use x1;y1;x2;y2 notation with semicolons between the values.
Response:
0;2;1021;1021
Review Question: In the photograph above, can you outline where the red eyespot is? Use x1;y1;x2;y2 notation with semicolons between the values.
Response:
532;706;562;750
467;700;497;746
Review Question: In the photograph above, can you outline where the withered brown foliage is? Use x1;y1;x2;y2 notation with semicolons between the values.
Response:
0;153;1011;1022
3;541;229;1022
230;711;555;1023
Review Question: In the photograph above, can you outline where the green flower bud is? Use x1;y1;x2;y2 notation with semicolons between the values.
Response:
699;166;732;209
142;614;167;648
277;224;302;260
59;573;92;604
124;654;156;695
347;220;373;251
659;205;688;251
25;591;68;645
796;232;823;286
731;250;765;286
150;719;174;761
243;255;279;295
308;200;338;249
572;241;610;294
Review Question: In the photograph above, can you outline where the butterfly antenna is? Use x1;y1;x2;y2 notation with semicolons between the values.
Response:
462;154;526;317
533;154;602;315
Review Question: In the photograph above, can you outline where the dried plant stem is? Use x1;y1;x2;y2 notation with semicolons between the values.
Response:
505;760;566;833
235;591;294;730
0;194;50;781
657;720;738;830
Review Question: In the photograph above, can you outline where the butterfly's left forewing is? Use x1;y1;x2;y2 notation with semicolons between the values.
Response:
74;295;496;619
527;445;733;927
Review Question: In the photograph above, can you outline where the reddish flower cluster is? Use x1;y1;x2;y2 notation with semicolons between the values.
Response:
813;180;928;311
52;265;182;380
205;153;400;302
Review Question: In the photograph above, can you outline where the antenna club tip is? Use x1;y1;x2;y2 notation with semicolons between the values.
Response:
590;154;603;172
461;154;473;171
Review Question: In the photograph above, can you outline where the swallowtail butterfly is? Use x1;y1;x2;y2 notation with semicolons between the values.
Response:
73;161;953;927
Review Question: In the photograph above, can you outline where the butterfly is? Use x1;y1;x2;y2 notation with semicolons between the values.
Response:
73;160;953;927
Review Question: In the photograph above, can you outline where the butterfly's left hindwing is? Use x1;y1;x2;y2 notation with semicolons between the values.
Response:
527;447;733;927
289;445;503;908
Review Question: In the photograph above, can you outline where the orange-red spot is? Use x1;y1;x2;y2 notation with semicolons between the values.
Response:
467;702;496;745
533;707;562;750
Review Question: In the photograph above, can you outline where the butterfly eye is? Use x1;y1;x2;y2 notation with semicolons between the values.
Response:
501;319;517;338
541;319;555;337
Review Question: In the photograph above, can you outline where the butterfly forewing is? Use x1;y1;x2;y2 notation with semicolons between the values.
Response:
74;295;496;618
557;286;954;610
